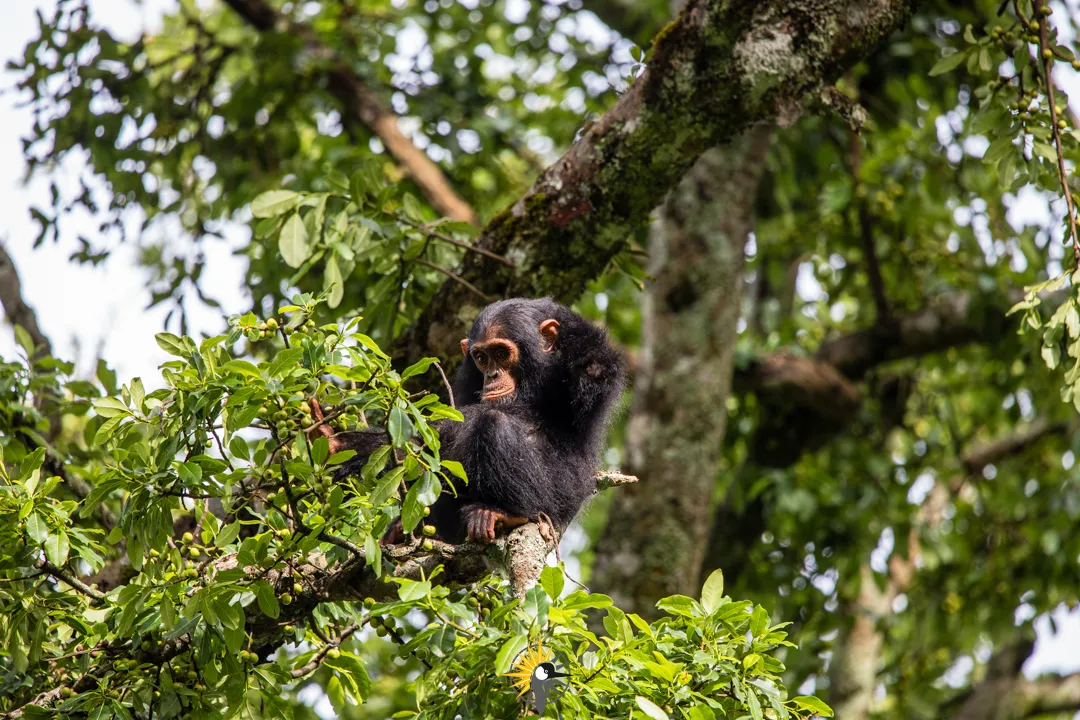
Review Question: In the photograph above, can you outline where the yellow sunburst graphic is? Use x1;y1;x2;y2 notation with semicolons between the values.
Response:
503;639;554;698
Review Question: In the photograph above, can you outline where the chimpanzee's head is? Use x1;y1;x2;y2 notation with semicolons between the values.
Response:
454;298;564;406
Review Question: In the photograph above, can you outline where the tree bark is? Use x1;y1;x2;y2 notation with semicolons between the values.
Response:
395;0;917;368
0;241;51;357
590;127;772;616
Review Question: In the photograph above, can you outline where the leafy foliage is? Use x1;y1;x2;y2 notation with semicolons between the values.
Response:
0;284;823;718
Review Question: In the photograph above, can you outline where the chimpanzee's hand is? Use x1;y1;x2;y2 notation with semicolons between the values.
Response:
461;504;529;543
380;519;407;546
307;398;345;453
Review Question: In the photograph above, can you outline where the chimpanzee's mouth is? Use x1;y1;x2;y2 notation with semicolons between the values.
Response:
482;386;514;401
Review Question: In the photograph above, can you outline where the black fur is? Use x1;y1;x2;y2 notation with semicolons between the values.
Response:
334;298;625;543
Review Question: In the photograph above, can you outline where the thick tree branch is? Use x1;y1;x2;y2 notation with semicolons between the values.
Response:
952;642;1080;720
960;417;1072;475
221;0;477;225
396;0;917;368
815;291;1015;380
737;289;1042;469
0;240;51;357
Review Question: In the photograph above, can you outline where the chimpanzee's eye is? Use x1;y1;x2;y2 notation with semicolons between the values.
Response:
473;351;488;367
495;346;509;362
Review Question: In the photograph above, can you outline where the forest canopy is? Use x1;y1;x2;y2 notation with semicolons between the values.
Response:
2;0;1080;718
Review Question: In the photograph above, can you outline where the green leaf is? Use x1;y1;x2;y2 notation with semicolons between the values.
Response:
14;325;35;355
26;513;48;545
562;591;612;610
155;332;189;358
327;675;346;714
397;578;431;602
494;634;528;675
279;213;311;268
750;605;769;637
251;189;304;218
540;565;565;600
401;357;437;380
792;696;834;717
700;568;724;614
746;689;763;720
91;397;130;418
688;705;716;720
401;472;440;532
441;460;468;484
656;594;700;617
228;435;249;461
129;377;145;411
371;467;405;506
268;347;304;378
929;50;967;76
388;406;413;447
362;445;392;482
215;521;241;547
635;697;669;720
255;581;280;619
325;255;344;309
1042;344;1061;370
45;530;70;566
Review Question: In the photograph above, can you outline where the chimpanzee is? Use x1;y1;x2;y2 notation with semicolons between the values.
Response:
314;298;625;544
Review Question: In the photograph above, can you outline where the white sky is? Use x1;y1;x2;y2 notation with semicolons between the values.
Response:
0;0;1078;696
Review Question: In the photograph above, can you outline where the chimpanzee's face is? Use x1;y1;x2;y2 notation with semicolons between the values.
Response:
460;318;560;403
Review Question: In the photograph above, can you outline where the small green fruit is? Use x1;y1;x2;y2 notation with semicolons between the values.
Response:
182;532;194;544
327;648;340;659
280;593;293;605
422;524;436;537
293;582;303;595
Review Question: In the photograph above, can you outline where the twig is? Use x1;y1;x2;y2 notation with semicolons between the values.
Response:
414;259;494;302
847;129;891;321
208;422;234;471
1035;0;1080;266
434;361;456;408
36;559;107;603
289;623;359;678
318;531;364;556
593;471;638;492
407;221;514;267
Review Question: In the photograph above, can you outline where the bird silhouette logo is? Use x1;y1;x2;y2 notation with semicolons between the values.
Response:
504;639;570;716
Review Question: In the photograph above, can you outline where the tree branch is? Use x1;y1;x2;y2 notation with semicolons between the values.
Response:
0;240;51;357
951;642;1080;720
395;0;917;368
220;0;477;225
960;417;1072;475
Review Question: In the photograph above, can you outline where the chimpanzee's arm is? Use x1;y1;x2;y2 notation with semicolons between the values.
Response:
450;405;559;519
556;314;626;433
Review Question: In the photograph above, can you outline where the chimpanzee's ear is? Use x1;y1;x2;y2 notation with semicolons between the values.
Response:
460;338;470;356
539;319;560;353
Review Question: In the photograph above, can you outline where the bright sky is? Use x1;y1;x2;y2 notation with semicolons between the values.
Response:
0;0;1078;696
